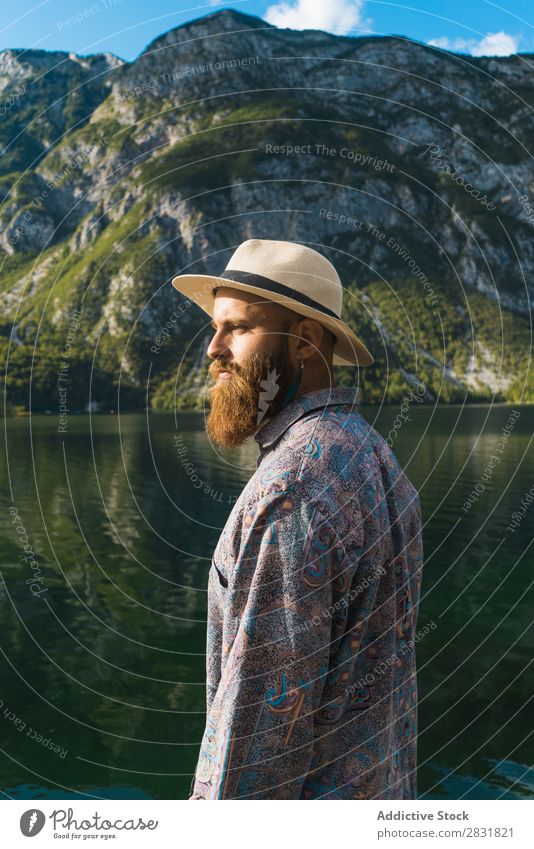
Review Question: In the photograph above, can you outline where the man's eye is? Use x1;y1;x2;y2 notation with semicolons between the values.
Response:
211;324;248;334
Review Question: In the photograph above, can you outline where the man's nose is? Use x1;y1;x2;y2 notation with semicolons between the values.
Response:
207;332;230;361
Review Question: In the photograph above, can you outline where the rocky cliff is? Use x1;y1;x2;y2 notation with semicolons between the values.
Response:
1;8;533;410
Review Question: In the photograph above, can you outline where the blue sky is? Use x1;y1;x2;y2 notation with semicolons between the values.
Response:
1;0;533;61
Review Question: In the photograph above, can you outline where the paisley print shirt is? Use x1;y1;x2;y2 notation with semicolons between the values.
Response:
190;386;423;800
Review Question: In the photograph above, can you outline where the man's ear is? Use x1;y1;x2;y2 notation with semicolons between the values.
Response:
295;318;325;360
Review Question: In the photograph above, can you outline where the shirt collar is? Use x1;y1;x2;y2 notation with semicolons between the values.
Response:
253;386;360;452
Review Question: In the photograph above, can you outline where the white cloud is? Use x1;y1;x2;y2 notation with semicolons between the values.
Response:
264;0;367;36
428;31;519;57
471;31;519;56
428;36;472;51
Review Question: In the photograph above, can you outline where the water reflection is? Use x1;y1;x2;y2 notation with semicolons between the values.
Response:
1;404;533;799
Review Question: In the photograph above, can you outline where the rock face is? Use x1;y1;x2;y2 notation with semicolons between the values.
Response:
0;8;533;410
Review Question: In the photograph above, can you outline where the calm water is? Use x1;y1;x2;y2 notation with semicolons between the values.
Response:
1;404;533;800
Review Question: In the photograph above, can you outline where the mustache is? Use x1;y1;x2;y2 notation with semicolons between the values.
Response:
211;363;238;377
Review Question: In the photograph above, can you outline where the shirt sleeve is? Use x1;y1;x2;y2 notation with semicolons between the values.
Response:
190;490;360;800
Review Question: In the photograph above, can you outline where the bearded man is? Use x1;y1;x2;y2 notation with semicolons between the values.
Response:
171;239;424;800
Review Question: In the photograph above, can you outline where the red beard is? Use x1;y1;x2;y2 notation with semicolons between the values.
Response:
206;340;300;448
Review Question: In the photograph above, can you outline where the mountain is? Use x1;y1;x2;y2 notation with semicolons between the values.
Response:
1;7;533;412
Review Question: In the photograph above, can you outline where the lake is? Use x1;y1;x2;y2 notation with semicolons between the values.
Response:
1;403;533;800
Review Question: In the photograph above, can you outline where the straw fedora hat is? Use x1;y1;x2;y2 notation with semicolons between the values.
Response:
171;239;374;366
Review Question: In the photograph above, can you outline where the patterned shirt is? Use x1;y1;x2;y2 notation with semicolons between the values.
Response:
190;386;423;800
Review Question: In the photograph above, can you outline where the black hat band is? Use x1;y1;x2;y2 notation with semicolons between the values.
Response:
218;269;340;320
